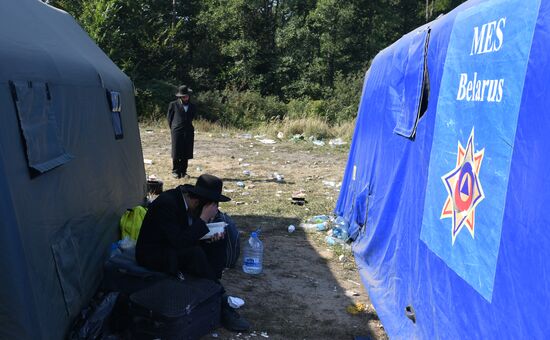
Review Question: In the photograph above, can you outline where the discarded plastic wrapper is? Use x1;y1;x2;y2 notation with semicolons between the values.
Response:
200;222;227;240
322;180;336;187
312;140;325;146
345;290;360;297
329;138;347;146
227;296;245;309
272;172;284;182
118;236;136;250
300;222;327;232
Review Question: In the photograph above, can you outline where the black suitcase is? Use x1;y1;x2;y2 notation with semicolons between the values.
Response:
128;277;223;340
101;248;169;295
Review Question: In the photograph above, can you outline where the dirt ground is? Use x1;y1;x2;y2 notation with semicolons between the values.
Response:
140;123;388;340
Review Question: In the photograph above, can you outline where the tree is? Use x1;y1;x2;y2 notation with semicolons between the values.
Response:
46;0;467;120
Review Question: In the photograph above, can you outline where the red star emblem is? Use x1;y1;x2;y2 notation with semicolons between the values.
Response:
441;127;485;245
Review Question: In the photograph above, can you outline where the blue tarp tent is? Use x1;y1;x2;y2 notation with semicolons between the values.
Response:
336;0;549;338
0;0;146;338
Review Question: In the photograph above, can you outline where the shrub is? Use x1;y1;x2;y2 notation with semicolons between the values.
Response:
333;119;357;142
195;89;287;128
279;117;332;140
195;90;226;123
284;71;363;124
325;71;365;123
135;79;177;121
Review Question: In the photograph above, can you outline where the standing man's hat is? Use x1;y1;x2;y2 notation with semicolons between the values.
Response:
182;174;231;202
175;85;193;97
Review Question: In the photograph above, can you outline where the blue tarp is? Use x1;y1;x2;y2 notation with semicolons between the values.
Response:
336;0;550;338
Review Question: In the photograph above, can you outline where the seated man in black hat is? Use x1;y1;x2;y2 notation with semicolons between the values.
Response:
136;174;250;332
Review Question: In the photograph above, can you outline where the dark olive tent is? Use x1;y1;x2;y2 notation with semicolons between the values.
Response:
0;0;146;338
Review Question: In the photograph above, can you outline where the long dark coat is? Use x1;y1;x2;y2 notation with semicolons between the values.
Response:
167;99;196;160
135;186;209;274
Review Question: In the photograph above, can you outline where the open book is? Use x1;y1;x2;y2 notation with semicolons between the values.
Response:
200;221;227;240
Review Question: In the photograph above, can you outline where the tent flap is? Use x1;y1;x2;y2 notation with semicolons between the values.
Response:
9;80;72;174
393;28;430;139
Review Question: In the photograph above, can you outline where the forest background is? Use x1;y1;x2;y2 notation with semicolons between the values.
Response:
49;0;465;128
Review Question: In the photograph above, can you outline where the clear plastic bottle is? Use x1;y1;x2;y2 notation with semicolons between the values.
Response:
242;232;263;274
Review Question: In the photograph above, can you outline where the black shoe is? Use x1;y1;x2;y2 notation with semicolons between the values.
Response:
221;305;250;332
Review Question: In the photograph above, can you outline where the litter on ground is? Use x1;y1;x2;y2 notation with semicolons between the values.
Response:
312;140;325;146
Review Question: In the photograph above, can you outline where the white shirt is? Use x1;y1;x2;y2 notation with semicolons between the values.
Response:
181;191;193;225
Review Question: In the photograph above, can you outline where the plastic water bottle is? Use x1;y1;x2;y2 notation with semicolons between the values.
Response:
332;226;343;238
242;232;263;274
308;215;329;224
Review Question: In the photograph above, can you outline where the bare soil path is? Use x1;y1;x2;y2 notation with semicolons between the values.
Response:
140;124;388;340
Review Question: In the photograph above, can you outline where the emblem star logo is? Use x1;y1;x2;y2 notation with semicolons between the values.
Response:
441;127;485;245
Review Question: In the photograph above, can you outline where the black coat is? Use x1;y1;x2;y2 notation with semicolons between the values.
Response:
167;99;195;160
135;186;209;274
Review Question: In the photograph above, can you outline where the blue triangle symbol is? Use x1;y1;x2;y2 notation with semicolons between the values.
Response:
461;177;470;195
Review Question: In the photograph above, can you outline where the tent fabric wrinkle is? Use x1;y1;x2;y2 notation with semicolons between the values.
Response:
51;226;83;318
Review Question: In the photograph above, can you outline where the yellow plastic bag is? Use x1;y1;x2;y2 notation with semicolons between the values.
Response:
120;206;147;241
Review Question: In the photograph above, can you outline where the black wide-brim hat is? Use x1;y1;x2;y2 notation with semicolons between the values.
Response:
182;174;231;202
175;85;193;97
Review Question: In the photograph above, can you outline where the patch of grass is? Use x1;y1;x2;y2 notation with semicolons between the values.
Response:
193;119;234;134
332;119;357;142
143;116;356;143
253;117;352;141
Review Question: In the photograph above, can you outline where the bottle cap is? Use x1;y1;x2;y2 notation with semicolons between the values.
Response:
251;232;258;238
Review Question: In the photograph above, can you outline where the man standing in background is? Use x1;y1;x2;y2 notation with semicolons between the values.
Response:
167;85;196;179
